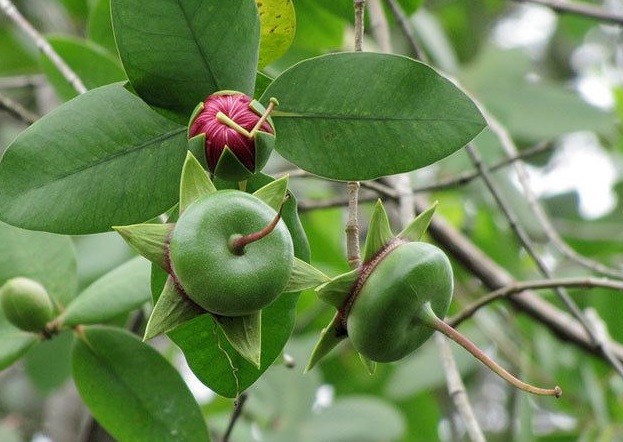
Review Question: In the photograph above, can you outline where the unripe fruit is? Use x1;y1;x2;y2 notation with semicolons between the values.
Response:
347;242;452;362
0;277;54;332
168;190;294;317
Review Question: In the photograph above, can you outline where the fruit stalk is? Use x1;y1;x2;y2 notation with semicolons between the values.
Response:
418;302;561;398
229;195;289;255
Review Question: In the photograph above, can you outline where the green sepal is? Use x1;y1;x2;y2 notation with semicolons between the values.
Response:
252;129;275;175
359;353;377;375
187;134;208;168
112;223;174;271
397;201;438;241
253;174;288;210
362;200;394;263
143;276;205;341
215;310;262;369
283;257;330;293
213;145;255;182
179;151;216;213
316;269;359;308
306;313;347;372
187;101;205;138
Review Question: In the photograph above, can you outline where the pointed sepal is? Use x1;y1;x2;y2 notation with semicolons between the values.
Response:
316;269;359;308
213;145;255;182
144;276;206;340
306;313;347;372
179;151;216;213
187;101;205;138
362;200;394;263
359;353;377;375
398;201;438;242
252;129;275;175
253;175;289;211
283;258;330;293
215;311;262;369
113;223;174;271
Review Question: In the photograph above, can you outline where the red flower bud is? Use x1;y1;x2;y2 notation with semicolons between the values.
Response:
189;93;275;176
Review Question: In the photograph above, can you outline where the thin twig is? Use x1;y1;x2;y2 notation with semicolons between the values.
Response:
0;0;87;94
0;92;39;124
435;334;486;442
345;0;366;269
222;393;248;442
384;0;429;62
367;0;392;53
513;0;623;26
485;114;623;280
465;143;623;378
450;276;623;327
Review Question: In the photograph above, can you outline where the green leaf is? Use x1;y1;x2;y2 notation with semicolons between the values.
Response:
253;175;289;210
283;257;330;293
257;0;296;68
111;0;260;120
362;200;394;263
316;269;358;308
0;84;187;234
0;326;39;370
306;313;347;371
179;151;216;213
60;257;151;327
0;221;77;308
170;293;298;398
25;331;73;394
113;224;173;270
144;276;205;340
72;326;210;441
398;201;438;241
261;52;486;180
87;0;117;54
40;35;125;101
216;311;262;369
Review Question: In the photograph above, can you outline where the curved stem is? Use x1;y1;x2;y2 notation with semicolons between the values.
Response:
229;196;288;255
419;303;561;398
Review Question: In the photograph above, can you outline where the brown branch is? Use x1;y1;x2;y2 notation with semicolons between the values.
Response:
0;92;39;124
222;393;248;442
0;0;87;94
384;0;429;62
449;277;623;327
513;0;623;26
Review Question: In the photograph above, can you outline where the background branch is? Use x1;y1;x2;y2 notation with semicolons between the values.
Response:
513;0;623;26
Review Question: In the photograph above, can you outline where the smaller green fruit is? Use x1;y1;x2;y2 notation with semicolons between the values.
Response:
1;277;54;332
347;242;453;362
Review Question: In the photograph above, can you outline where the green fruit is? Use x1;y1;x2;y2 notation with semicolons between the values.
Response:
347;242;453;362
1;277;55;333
168;190;294;316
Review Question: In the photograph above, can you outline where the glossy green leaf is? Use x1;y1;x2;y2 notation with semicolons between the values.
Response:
0;84;187;234
113;224;173;270
362;200;394;263
73;326;210;441
87;0;117;54
0;325;39;370
170;292;298;398
216;311;262;369
0;221;77;308
261;52;486;180
111;0;260;120
257;0;296;68
60;257;151;327
25;331;73;394
40;36;125;101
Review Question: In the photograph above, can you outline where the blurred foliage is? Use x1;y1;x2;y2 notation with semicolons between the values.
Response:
1;0;623;441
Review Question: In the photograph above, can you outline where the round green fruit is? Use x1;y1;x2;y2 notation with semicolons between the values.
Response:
347;242;453;362
169;190;294;317
1;277;55;333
